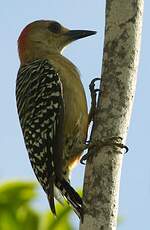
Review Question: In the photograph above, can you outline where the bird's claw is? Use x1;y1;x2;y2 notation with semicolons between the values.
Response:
88;78;101;124
107;136;129;153
89;78;101;91
80;136;129;164
80;153;89;165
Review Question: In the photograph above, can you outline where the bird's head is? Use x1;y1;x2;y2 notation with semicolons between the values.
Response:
18;20;96;64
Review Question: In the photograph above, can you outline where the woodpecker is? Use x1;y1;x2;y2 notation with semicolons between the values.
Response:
16;20;96;218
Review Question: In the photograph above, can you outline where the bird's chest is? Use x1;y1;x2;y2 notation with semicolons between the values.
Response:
59;67;88;171
49;56;88;135
59;63;88;137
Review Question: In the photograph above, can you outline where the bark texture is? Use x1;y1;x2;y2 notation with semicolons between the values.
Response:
80;0;144;230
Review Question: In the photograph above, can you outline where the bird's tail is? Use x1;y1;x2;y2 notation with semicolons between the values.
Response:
55;177;83;220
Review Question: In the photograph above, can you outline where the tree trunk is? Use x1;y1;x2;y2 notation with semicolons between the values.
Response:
80;0;144;230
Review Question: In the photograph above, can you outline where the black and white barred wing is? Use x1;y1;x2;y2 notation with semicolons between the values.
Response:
16;59;64;214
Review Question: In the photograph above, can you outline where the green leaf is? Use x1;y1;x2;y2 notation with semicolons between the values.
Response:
39;202;74;230
0;181;37;209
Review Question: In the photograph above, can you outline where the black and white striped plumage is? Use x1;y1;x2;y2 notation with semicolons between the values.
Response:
16;59;82;217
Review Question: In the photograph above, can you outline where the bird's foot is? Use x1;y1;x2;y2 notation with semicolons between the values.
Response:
88;78;101;124
80;136;128;164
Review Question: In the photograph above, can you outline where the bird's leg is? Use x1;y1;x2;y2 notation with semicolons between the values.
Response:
80;137;128;164
80;78;128;164
72;77;101;164
88;78;101;124
79;77;100;164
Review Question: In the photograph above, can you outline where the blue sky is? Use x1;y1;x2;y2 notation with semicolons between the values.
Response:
0;1;149;229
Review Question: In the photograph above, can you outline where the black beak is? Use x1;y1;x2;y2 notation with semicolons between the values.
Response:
65;30;97;41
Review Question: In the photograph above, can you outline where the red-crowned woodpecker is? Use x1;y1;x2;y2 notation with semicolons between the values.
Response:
16;20;96;218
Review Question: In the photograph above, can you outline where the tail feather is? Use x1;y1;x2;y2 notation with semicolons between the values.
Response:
55;177;83;220
47;178;56;215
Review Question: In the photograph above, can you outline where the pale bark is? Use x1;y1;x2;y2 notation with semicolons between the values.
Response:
80;1;144;230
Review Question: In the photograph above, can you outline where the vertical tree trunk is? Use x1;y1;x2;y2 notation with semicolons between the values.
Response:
80;1;144;230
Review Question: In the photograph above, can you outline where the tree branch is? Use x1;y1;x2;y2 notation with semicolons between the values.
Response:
80;0;144;229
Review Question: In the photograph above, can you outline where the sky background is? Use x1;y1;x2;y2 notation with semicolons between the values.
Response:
0;1;149;229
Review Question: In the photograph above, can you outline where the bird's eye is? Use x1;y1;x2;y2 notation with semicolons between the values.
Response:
48;22;61;33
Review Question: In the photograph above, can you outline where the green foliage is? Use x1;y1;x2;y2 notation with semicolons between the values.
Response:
0;181;74;230
0;180;123;229
39;204;73;230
